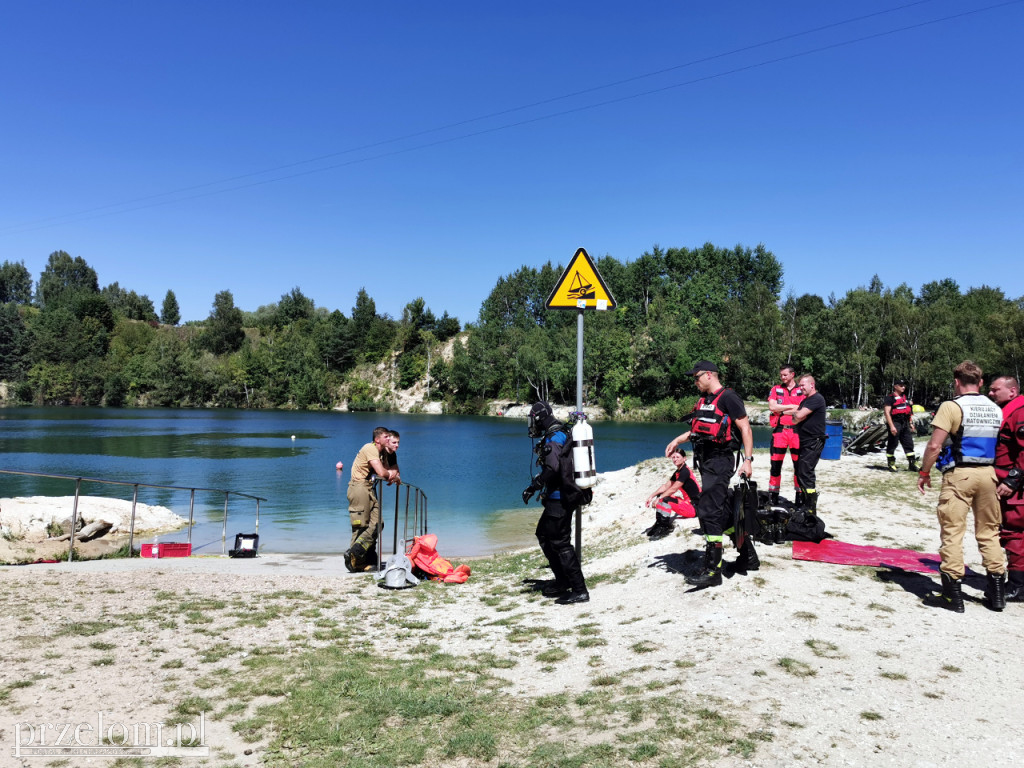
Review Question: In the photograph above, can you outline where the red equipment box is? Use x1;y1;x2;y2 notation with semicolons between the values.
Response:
140;542;192;558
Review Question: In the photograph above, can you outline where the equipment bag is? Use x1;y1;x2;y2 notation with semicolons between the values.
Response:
785;509;828;543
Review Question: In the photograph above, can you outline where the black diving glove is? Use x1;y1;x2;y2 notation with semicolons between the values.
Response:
522;482;541;505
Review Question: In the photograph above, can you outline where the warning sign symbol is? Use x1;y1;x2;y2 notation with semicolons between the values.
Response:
546;248;617;311
567;272;595;301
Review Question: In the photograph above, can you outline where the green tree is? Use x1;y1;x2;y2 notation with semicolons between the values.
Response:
161;290;181;325
0;261;33;304
276;287;315;328
102;282;157;322
0;303;28;380
200;290;245;355
37;251;99;309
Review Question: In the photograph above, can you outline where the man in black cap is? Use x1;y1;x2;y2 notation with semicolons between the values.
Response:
666;361;756;588
883;379;919;471
522;401;590;604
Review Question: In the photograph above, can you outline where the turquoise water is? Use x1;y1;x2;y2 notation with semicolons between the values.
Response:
0;408;773;556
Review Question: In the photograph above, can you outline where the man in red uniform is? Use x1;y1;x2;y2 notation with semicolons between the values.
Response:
767;364;804;505
989;376;1024;601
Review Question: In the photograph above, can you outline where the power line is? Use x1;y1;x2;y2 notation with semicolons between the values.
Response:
2;0;1019;235
0;0;944;234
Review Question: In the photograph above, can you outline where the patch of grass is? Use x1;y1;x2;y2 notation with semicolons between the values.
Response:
630;641;657;654
778;657;817;677
793;611;817;622
868;602;896;613
90;656;116;667
837;623;869;632
535;647;569;664
56;621;112;637
161;659;185;670
879;671;908;680
577;637;607;649
88;641;117;651
0;679;34;702
805;639;842;659
860;711;883;721
941;664;961;673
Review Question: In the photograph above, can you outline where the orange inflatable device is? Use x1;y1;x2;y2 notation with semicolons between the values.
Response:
406;534;471;584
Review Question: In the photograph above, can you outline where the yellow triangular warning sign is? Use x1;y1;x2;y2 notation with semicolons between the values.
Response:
546;248;617;311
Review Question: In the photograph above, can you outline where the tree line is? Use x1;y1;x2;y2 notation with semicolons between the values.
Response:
460;244;1024;417
0;251;459;409
1;247;1021;416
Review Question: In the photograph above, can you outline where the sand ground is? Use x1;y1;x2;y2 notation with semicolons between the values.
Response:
2;446;1021;767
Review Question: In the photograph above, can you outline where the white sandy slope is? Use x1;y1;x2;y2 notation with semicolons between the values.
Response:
1;447;1022;767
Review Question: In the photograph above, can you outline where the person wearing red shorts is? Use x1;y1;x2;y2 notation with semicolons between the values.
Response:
767;364;804;505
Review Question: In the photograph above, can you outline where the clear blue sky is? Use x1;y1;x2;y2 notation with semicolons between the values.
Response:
2;1;1021;325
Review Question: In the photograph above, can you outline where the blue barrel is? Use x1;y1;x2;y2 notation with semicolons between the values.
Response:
822;420;844;460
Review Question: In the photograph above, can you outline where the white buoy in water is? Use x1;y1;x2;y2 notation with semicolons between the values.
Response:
291;435;296;441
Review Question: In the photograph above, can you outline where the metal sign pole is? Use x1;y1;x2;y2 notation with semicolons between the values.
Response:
575;307;583;561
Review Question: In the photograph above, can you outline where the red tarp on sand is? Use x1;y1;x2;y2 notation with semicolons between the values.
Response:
792;539;941;574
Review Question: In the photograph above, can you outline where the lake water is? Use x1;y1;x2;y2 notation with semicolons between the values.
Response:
0;408;774;556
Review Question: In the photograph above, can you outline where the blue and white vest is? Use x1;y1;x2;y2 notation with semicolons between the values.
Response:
938;393;1002;472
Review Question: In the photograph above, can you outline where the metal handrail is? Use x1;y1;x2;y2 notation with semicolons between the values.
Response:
0;469;266;561
372;479;428;571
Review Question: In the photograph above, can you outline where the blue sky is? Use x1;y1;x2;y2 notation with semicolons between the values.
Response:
2;1;1021;325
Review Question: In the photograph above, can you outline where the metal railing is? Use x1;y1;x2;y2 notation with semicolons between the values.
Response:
372;478;428;570
0;469;266;561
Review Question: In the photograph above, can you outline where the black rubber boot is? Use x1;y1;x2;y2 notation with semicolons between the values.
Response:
926;572;965;613
985;572;1006;612
887;456;898;472
686;542;723;588
735;537;760;573
768;490;779;507
1006;571;1024;602
794;489;806;509
907;455;920;472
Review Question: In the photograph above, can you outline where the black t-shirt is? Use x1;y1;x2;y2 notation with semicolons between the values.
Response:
797;393;827;440
670;465;701;501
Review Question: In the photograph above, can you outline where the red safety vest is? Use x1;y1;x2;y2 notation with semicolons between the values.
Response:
889;394;912;418
768;384;804;428
692;388;735;444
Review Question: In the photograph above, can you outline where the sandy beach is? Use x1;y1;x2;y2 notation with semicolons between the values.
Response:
2;446;1022;767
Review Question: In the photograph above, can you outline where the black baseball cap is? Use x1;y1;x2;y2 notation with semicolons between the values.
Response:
686;360;719;376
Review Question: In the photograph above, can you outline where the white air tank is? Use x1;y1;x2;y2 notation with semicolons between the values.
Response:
572;419;596;488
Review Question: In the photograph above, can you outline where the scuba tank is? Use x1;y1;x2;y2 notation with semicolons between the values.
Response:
570;413;596;489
